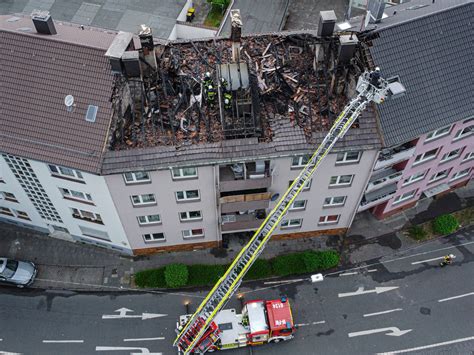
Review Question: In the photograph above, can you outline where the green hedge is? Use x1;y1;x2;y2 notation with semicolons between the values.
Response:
134;250;340;288
432;214;459;235
408;225;428;240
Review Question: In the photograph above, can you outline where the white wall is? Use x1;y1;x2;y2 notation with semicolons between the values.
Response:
175;23;217;40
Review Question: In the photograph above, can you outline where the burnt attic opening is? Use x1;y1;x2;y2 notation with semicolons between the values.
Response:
107;22;367;151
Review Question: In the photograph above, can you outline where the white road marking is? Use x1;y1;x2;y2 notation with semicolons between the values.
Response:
42;340;84;343
363;308;403;317
123;337;165;342
340;272;358;276
264;278;303;285
102;308;167;320
295;321;325;327
438;292;474;303
339;286;398;298
411;255;456;265
367;269;378;273
377;335;474;354
96;346;161;354
348;327;412;338
312;321;326;325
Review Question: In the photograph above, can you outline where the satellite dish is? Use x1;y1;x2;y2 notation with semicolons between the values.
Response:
64;95;75;112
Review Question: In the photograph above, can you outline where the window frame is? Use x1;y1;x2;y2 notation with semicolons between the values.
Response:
142;232;166;243
402;170;427;186
0;206;14;216
291;155;310;168
323;196;347;207
280;218;303;229
424;125;451;142
453;125;473;141
71;208;103;224
335;151;361;165
123;171;151;185
60;188;93;204
175;190;200;202
179;210;203;222
329;174;354;187
171;167;198;180
14;210;30;220
440;148;462;163
393;189;417;205
449;168;471;182
318;214;340;225
182;228;205;239
48;164;84;182
137;214;162;226
413;148;438;166
289;179;312;191
289;200;307;211
1;191;18;202
130;193;156;206
462;151;474;162
429;168;451;184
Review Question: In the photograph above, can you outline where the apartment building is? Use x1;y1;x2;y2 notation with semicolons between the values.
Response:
351;0;474;218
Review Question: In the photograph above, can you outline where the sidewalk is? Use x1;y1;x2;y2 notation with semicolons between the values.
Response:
1;180;472;291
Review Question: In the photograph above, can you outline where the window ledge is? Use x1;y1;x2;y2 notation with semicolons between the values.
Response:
64;196;95;205
172;176;198;181
412;157;436;167
144;239;166;244
139;222;162;227
328;184;352;189
17;216;31;221
180;218;204;223
4;198;19;203
132;203;158;208
72;215;104;225
280;226;302;230
322;204;345;209
176;199;201;203
318;222;339;226
183;236;205;240
124;180;152;186
335;161;360;166
51;173;85;184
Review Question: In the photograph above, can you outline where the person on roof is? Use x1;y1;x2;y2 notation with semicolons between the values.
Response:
223;92;232;110
203;72;213;88
207;85;216;107
370;67;381;89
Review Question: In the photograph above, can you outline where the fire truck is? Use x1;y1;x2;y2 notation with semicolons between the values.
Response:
174;70;405;354
178;297;295;352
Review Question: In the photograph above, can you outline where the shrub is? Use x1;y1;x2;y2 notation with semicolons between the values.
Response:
244;259;273;280
408;225;428;240
164;264;189;288
134;268;166;288
432;214;459;235
187;264;227;286
271;253;307;276
317;250;340;270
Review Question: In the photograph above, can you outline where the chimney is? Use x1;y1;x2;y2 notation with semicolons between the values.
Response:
368;0;386;23
105;31;135;75
338;34;359;64
31;11;56;35
139;24;157;69
317;11;337;37
230;9;242;62
121;51;141;77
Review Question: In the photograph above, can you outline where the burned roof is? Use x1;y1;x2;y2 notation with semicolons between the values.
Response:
0;15;117;173
102;30;381;174
352;0;474;147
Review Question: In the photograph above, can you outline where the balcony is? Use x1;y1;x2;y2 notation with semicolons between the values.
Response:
221;212;266;233
220;192;271;213
358;183;397;212
374;143;416;171
365;168;403;193
219;161;271;192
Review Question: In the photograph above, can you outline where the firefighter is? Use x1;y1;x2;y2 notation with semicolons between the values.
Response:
203;72;213;88
220;77;228;92
207;85;216;106
223;92;232;110
369;67;381;88
186;7;195;22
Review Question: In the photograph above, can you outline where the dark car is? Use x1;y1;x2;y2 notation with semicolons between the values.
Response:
0;257;37;287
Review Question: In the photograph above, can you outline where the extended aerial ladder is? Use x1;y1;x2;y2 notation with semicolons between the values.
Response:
174;71;405;354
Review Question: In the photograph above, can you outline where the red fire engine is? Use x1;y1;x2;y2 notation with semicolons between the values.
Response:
178;297;295;352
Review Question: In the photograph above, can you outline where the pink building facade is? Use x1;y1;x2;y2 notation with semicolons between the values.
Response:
360;118;473;219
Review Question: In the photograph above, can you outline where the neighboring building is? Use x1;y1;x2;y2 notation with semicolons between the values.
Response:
350;0;474;218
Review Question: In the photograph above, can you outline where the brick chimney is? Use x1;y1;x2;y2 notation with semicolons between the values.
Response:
230;9;242;62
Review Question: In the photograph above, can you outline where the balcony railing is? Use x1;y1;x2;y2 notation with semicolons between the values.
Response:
220;192;271;213
219;162;271;192
358;183;397;212
374;146;416;171
221;213;266;232
366;170;403;193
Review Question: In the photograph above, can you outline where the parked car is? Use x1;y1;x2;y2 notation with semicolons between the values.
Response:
0;257;37;287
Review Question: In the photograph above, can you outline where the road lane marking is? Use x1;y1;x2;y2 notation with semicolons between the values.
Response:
411;255;456;265
339;286;398;298
377;335;474;354
102;308;167;320
367;269;378;273
264;278;303;285
96;346;161;354
363;308;403;317
438;292;474;303
295;321;326;327
123;337;165;342
43;340;84;343
340;272;358;276
349;327;412;338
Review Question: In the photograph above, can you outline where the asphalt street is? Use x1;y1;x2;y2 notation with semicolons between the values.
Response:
1;227;473;355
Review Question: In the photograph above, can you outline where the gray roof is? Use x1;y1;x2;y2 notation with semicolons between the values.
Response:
102;108;381;174
356;0;474;147
218;0;289;36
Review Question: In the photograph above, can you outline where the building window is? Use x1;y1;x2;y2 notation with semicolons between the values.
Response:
60;188;93;203
336;151;361;164
329;175;354;187
48;164;84;181
323;196;346;207
0;176;5;184
425;125;451;142
453;125;473;140
0;191;18;202
289;179;312;191
131;193;156;206
449;168;471;182
462;151;474;162
393;189;417;204
172;167;198;179
176;190;200;202
413;148;438;166
281;218;302;229
402;170;427;186
429;169;450;184
137;214;161;225
143;232;165;242
179;210;203;221
71;208;103;224
289;200;307;211
14;210;30;220
182;228;205;239
123;171;150;184
52;225;69;233
291;155;310;168
318;214;340;225
440;148;462;163
0;206;14;216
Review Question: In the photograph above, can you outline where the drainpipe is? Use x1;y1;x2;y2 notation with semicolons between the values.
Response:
214;165;222;247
